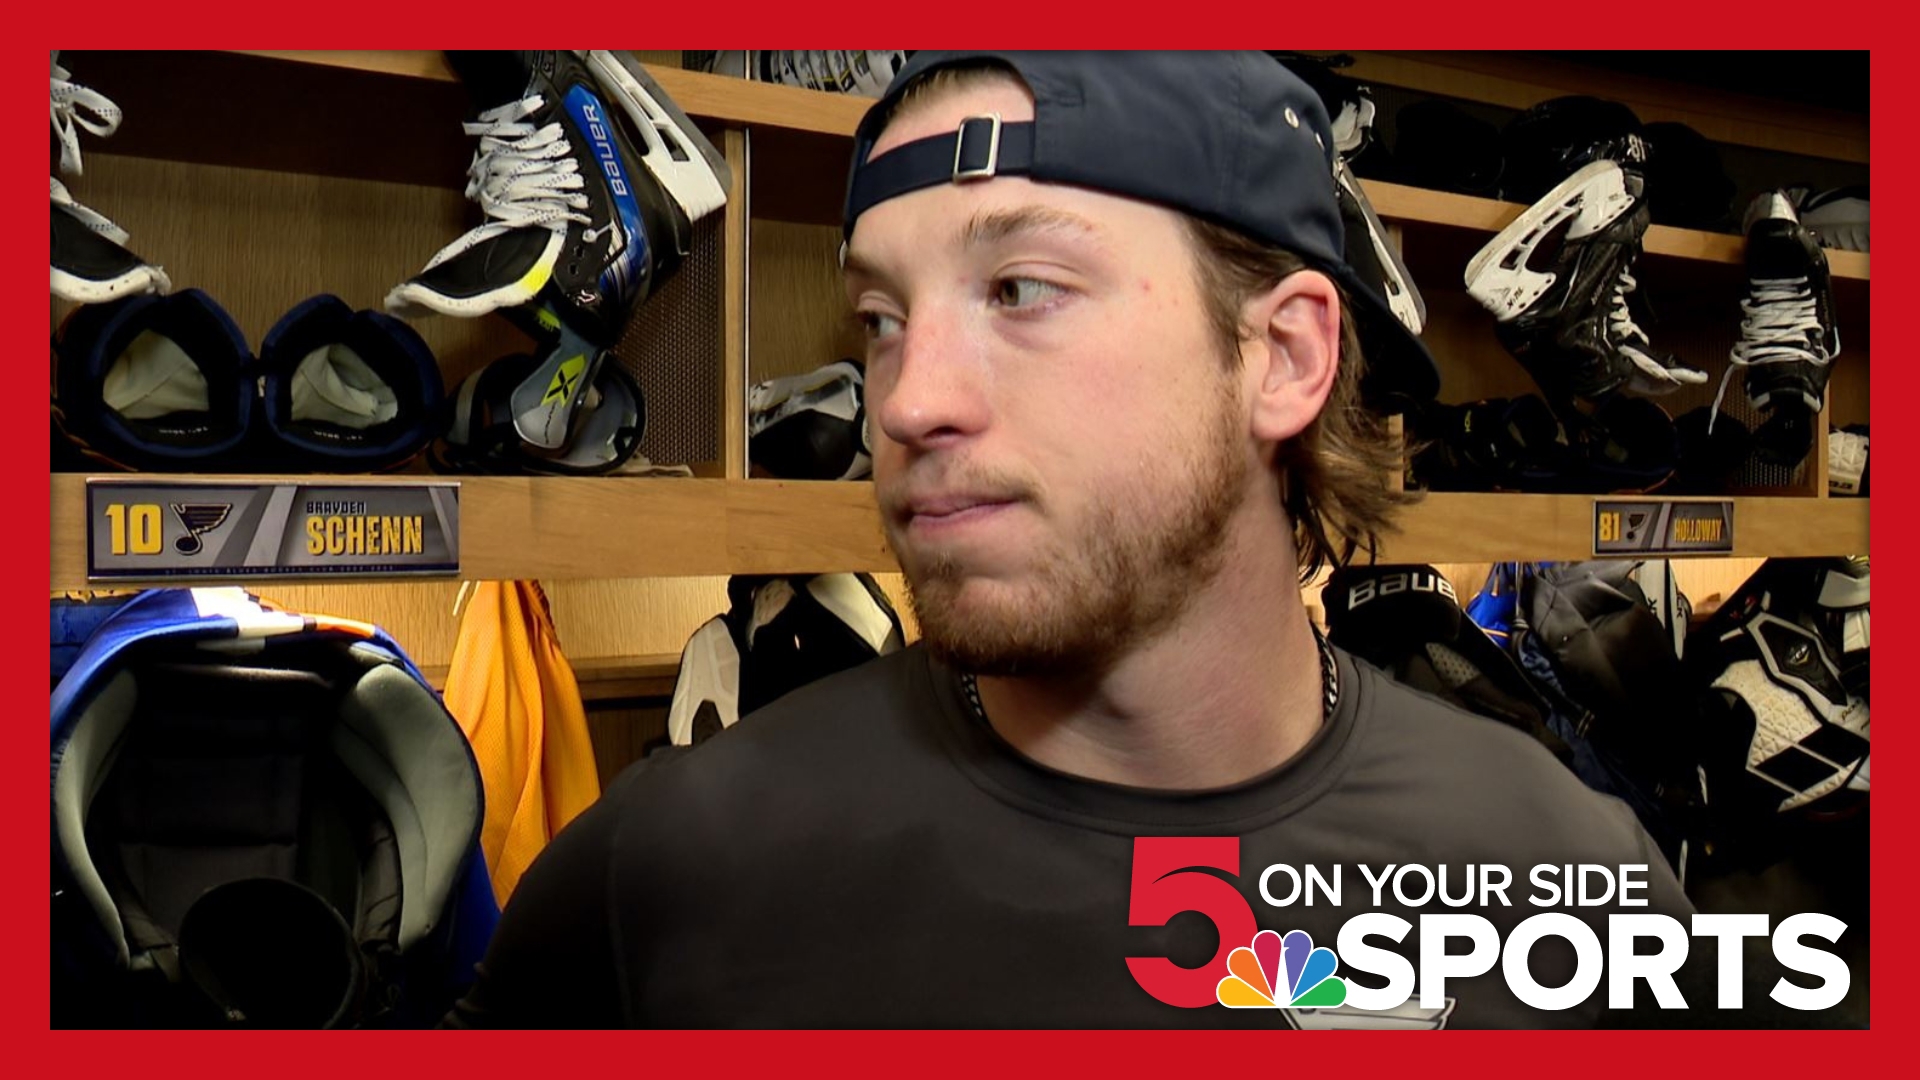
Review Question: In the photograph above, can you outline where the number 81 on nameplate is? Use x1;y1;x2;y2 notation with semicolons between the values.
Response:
1593;499;1733;556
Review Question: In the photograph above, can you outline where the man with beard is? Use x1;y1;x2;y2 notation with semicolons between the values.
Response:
446;52;1714;1029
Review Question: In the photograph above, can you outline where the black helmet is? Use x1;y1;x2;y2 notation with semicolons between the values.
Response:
1641;121;1736;230
1501;95;1646;205
1395;99;1504;198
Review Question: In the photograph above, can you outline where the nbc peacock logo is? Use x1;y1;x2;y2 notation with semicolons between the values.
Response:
1217;929;1348;1009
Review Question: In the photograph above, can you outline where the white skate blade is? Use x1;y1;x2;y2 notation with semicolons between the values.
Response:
1336;157;1425;332
1465;160;1634;321
585;51;731;228
51;262;170;304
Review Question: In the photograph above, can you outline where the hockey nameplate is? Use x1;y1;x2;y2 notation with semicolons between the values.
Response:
1592;499;1734;556
86;479;460;581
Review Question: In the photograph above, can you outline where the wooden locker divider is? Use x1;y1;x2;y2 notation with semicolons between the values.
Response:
722;127;751;479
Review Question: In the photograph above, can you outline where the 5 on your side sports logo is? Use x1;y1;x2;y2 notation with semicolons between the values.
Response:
1123;837;1852;1024
1124;838;1453;1030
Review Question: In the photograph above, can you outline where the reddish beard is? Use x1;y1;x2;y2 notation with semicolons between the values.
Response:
887;384;1250;677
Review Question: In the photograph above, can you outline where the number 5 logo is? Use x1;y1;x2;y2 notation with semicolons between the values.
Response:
1125;837;1256;1007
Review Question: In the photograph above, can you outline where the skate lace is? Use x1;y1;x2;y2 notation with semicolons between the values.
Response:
51;62;120;177
422;95;592;271
1709;277;1831;429
1607;269;1652;349
50;176;128;242
50;63;129;242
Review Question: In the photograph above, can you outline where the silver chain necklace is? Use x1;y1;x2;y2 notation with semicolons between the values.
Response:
960;628;1340;728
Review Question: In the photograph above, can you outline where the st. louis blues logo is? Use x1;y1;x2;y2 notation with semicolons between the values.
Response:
170;502;231;556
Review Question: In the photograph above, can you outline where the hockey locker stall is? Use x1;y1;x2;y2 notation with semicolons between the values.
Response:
49;49;1868;670
49;51;1868;1021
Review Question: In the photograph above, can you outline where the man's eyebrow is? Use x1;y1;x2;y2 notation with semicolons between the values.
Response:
841;205;1106;285
961;205;1106;250
841;246;884;284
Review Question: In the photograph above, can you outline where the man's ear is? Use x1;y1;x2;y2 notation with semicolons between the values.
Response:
1242;270;1341;444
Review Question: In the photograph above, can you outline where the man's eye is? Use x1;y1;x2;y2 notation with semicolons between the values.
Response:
993;278;1065;308
859;311;904;339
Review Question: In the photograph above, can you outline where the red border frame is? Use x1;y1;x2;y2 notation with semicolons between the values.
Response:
25;7;1898;1069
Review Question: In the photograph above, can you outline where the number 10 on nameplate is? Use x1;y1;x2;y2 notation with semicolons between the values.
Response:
86;478;460;581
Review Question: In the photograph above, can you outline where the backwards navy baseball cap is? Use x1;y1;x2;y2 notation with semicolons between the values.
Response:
844;51;1439;406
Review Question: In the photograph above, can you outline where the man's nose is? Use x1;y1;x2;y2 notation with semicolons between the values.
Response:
872;305;991;451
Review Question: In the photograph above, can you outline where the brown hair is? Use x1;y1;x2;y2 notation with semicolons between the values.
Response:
879;63;1416;581
886;65;1010;127
1182;218;1417;581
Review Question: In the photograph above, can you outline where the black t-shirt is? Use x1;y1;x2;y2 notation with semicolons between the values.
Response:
446;644;1791;1029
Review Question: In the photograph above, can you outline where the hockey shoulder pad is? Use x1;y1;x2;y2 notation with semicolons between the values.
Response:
1687;557;1869;827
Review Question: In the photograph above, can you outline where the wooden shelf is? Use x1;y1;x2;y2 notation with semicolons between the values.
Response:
227;49;1872;166
50;475;1868;590
234;50;460;82
421;652;682;702
235;50;875;139
1381;493;1868;563
1308;51;1869;164
50;476;895;591
61;50;863;191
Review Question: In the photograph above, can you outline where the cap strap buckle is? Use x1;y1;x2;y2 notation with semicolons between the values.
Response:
951;114;1003;182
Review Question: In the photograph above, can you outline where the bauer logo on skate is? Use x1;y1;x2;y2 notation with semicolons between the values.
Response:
1123;839;1851;1016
